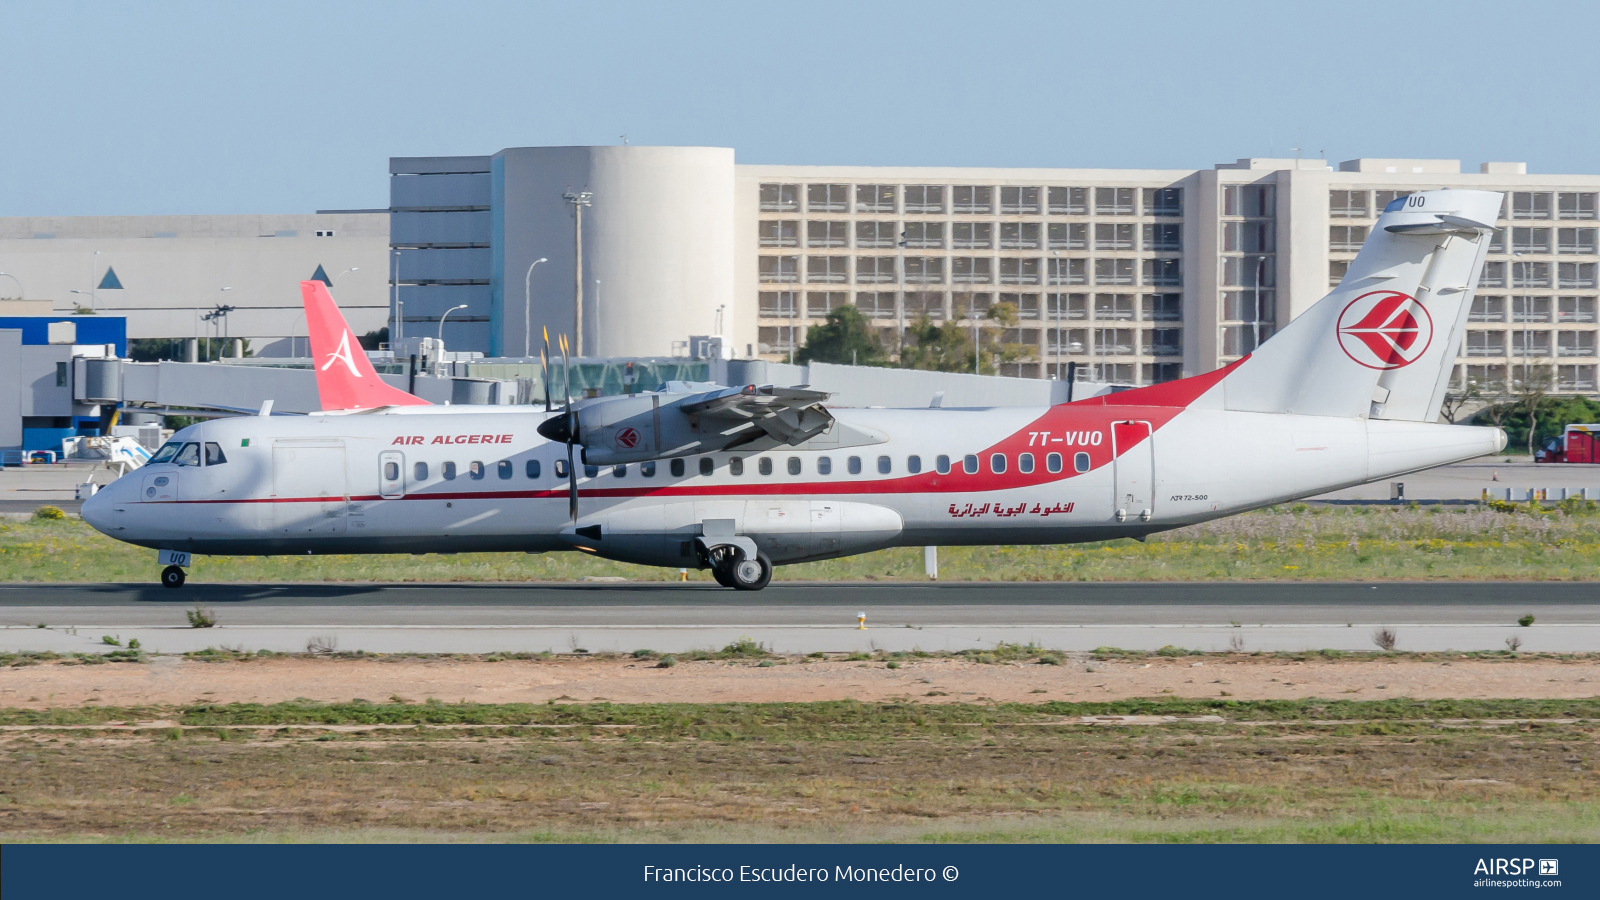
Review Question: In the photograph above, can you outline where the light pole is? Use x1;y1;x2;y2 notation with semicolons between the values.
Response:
0;272;25;299
594;278;602;358
1252;255;1268;353
289;311;306;358
563;190;593;355
390;250;402;342
897;227;908;359
70;290;93;312
438;304;468;346
1512;250;1528;387
1050;250;1063;380
523;257;548;358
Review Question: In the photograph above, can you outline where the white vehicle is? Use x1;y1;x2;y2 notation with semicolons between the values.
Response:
83;190;1508;590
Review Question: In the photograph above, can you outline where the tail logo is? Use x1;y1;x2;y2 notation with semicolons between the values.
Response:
1336;291;1434;370
320;330;364;378
613;427;641;450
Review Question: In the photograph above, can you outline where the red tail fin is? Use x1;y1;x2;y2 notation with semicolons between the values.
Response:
300;281;429;411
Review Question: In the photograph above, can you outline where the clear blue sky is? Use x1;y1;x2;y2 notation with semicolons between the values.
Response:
6;0;1596;216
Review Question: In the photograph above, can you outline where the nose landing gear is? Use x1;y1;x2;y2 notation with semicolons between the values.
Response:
161;565;187;589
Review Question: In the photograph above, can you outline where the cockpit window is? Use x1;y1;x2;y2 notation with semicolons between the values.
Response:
204;442;227;466
173;443;201;467
148;442;182;464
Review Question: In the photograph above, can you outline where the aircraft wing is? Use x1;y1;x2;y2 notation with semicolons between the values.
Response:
678;384;834;444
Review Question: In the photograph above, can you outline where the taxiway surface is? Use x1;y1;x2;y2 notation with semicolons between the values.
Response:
1;581;1594;654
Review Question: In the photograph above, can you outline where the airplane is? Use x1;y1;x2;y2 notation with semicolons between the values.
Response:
82;189;1508;590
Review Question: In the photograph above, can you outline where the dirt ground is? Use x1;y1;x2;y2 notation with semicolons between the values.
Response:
3;654;1597;708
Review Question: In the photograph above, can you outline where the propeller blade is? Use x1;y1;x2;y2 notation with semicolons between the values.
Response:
542;328;552;411
540;347;552;412
566;442;578;522
558;334;572;410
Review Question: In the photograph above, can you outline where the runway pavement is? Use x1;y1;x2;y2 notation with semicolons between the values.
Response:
1;581;1594;655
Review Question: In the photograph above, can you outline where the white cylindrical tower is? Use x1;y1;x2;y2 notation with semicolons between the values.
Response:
493;146;735;359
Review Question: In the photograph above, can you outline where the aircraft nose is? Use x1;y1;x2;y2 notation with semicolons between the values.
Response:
80;483;115;534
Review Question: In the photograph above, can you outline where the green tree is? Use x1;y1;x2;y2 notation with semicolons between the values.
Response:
898;314;972;372
797;305;887;366
1473;392;1600;452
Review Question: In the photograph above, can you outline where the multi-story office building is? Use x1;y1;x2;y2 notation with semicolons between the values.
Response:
744;158;1600;393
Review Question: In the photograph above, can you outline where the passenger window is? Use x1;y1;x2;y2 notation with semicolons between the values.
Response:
1019;453;1034;474
443;461;457;480
203;442;227;466
818;456;832;475
935;455;950;475
990;453;1007;474
1074;452;1091;473
848;456;862;475
671;458;686;477
498;460;513;480
730;457;744;476
907;455;921;474
384;461;399;481
698;457;713;476
641;461;656;477
414;461;428;481
613;465;626;478
787;456;801;476
554;459;568;478
877;455;891;475
584;464;600;478
469;461;485;480
526;459;540;478
758;457;773;476
963;454;978;474
1046;452;1062;473
174;442;200;466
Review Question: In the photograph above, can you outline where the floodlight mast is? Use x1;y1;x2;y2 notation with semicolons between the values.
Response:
563;191;593;356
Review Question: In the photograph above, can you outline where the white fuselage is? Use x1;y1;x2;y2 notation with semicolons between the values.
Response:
81;389;1504;569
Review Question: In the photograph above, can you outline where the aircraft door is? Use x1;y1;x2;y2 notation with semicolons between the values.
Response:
140;472;176;502
1112;420;1153;523
271;441;349;535
379;451;406;499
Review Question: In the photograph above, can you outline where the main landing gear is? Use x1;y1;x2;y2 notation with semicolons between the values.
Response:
707;545;773;591
161;565;187;589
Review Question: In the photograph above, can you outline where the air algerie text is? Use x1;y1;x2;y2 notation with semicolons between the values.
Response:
392;434;514;445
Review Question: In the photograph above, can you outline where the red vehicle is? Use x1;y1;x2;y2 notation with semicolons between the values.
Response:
1536;424;1600;463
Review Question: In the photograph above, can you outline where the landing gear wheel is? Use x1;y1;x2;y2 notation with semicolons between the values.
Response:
708;546;738;587
161;565;186;589
729;551;773;592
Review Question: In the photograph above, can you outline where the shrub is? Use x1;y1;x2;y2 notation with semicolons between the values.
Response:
1036;654;1061;665
885;660;901;669
631;649;657;659
1372;627;1398;652
186;607;216;628
306;635;338;655
1505;635;1523;652
1518;614;1536;627
101;635;121;646
127;638;140;650
32;506;66;521
656;655;677;668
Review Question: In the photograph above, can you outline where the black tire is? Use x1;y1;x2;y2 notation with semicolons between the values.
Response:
711;563;736;588
730;551;773;592
161;565;186;589
707;546;738;588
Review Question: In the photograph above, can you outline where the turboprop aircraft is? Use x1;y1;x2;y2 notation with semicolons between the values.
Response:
83;189;1508;590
